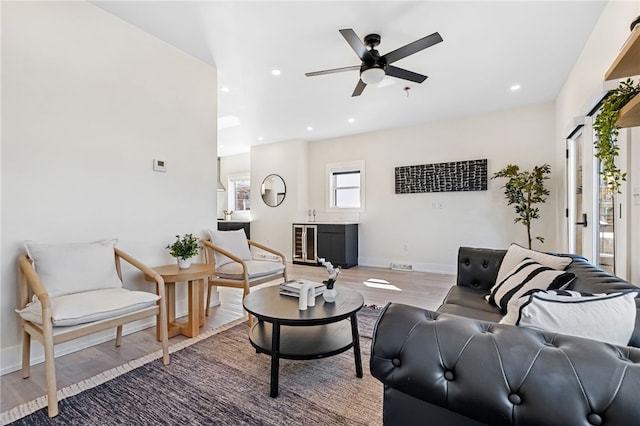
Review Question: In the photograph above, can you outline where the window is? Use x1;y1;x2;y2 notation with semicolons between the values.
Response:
227;174;251;218
334;171;361;207
327;161;365;211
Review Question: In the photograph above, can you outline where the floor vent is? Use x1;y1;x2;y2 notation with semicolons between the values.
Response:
390;263;413;272
254;253;281;262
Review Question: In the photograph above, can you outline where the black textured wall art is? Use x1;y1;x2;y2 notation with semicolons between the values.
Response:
395;159;487;194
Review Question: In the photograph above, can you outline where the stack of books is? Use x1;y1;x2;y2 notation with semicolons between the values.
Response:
279;279;325;298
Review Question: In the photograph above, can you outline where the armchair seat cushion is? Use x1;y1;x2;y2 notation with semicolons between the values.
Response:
16;288;159;326
215;260;285;280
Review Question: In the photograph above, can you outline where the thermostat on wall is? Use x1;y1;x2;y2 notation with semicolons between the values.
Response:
153;158;167;172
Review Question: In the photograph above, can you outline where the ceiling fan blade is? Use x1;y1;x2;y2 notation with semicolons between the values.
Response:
383;32;443;64
305;65;361;77
352;79;367;97
386;65;428;83
339;29;374;62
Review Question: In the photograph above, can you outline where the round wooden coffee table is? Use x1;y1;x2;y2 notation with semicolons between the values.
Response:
243;285;364;397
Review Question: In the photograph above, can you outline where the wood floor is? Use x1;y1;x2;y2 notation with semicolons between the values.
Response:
0;263;454;412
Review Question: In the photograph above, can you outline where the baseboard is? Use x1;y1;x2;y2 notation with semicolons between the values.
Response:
358;257;457;276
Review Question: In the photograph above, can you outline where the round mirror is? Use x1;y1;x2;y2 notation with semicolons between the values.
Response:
261;174;286;207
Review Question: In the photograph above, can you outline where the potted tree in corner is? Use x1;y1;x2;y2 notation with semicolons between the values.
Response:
492;164;551;249
166;234;200;269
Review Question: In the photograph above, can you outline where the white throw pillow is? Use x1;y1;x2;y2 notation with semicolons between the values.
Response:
24;239;123;298
500;289;638;346
16;288;159;326
207;229;252;266
487;259;575;313
496;243;573;285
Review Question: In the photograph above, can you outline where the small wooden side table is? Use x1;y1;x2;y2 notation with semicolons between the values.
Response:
145;263;214;339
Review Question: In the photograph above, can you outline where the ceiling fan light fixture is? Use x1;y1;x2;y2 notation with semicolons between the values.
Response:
361;67;385;85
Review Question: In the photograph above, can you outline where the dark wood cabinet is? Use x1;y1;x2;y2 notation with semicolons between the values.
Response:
293;223;358;269
218;220;250;239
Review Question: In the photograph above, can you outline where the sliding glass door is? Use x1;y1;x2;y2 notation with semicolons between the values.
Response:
567;132;587;257
597;161;615;274
591;114;628;278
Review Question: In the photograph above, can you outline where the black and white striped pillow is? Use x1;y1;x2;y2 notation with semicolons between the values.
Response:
487;258;575;313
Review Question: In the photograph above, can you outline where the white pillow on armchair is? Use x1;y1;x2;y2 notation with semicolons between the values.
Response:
24;239;123;298
206;229;253;266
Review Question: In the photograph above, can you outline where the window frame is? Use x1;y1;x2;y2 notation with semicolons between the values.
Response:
326;160;365;212
226;173;251;219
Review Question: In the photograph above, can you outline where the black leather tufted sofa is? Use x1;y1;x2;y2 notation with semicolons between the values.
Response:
370;247;640;426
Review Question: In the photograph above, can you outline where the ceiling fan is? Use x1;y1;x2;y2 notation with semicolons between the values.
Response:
305;29;443;97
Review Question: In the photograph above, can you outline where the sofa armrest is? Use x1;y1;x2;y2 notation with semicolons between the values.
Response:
370;303;640;426
456;247;506;290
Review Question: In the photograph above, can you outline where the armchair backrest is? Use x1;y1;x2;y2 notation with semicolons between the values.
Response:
24;239;123;298
205;229;252;267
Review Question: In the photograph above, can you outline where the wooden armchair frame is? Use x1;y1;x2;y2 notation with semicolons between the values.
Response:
203;236;287;325
18;248;170;417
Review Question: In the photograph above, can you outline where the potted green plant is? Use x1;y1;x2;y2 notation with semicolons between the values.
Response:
492;164;551;249
166;234;200;269
593;78;640;193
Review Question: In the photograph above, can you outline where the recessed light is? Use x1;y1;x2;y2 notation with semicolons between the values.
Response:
510;84;521;91
221;87;230;93
257;136;264;141
271;69;281;76
306;126;313;131
348;118;355;124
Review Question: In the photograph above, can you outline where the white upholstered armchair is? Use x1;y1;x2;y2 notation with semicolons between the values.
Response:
16;240;170;417
203;229;287;325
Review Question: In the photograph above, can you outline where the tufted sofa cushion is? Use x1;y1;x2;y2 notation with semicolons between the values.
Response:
437;286;503;322
456;247;506;291
371;303;640;426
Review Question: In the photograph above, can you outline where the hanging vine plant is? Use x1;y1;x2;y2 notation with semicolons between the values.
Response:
593;78;640;193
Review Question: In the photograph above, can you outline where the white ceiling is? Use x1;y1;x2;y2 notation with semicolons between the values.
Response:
92;1;606;157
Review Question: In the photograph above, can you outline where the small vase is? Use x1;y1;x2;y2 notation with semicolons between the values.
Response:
323;288;337;303
178;258;191;269
225;214;232;221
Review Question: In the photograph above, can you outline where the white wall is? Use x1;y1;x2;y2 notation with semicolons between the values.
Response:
249;104;557;273
1;2;217;373
309;104;558;273
250;140;309;255
554;0;640;283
